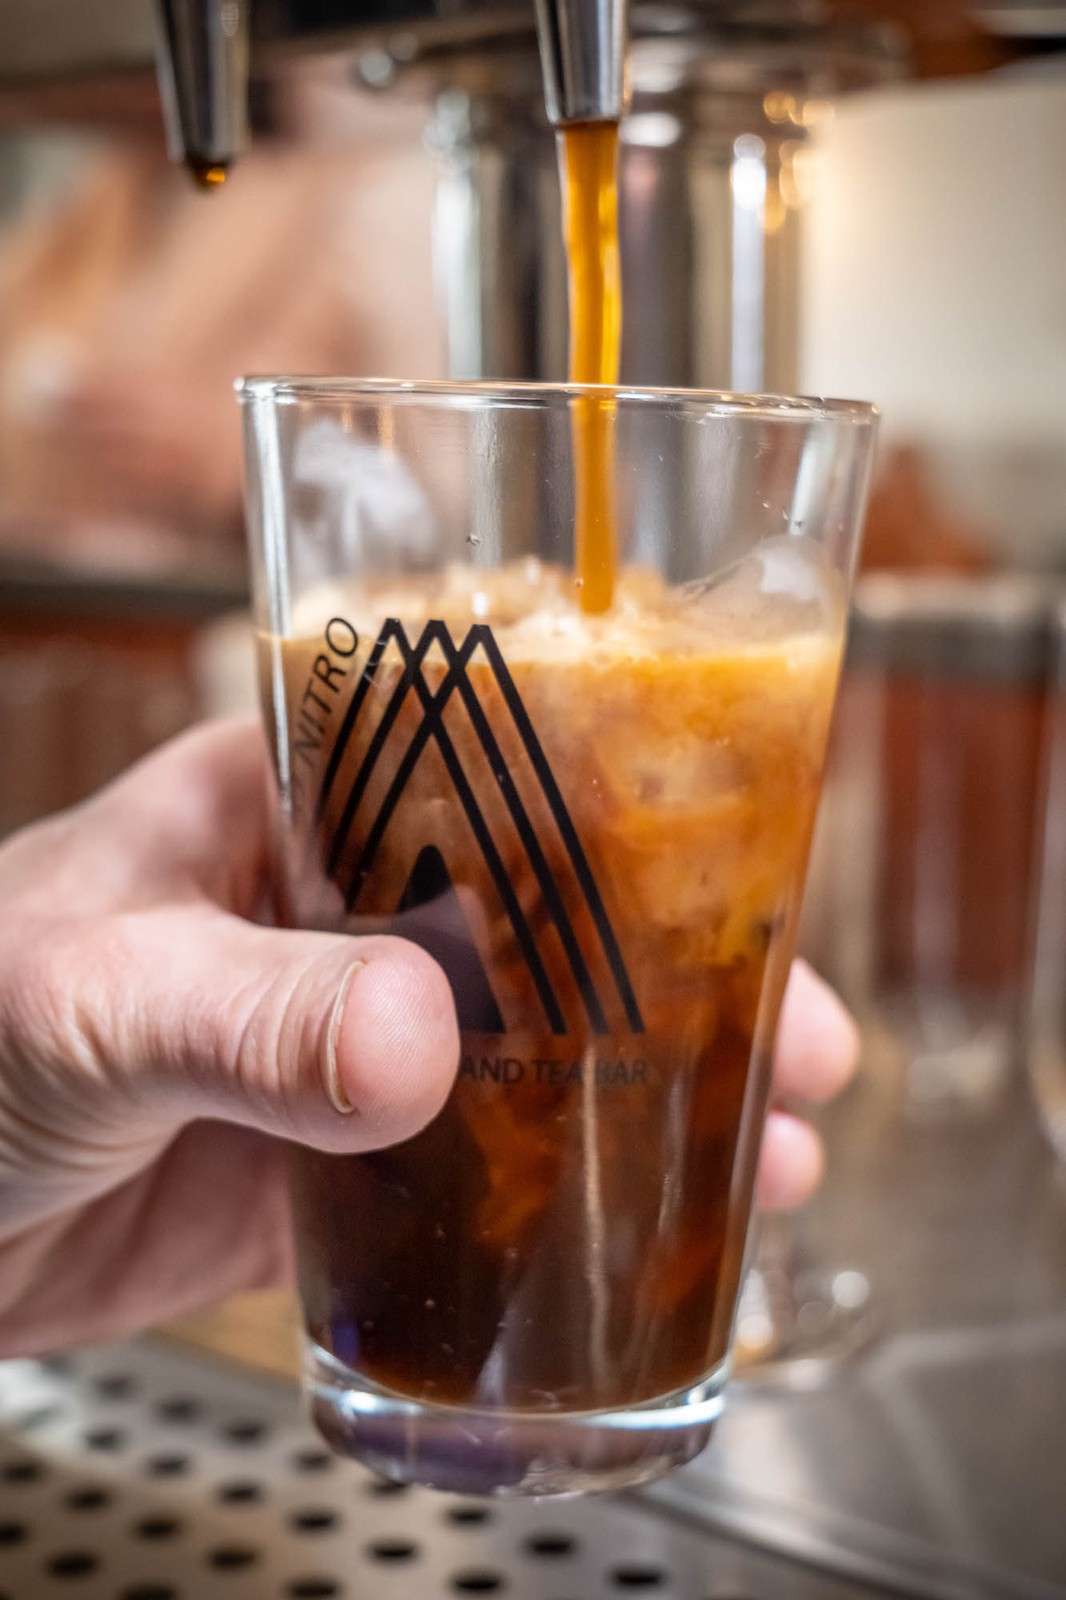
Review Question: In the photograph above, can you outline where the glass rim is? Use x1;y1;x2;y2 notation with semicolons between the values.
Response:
237;374;877;426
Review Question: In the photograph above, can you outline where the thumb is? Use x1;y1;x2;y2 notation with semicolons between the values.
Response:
18;910;461;1158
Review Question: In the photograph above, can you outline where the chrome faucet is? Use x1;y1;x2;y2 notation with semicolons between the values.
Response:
155;0;250;178
533;0;629;126
153;0;630;173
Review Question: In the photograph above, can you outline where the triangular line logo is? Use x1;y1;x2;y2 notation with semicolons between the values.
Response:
315;618;645;1038
395;844;506;1034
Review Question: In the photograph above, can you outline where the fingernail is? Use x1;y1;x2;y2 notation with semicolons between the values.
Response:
323;962;364;1115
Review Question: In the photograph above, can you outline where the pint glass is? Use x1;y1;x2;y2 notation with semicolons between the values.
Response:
241;379;876;1495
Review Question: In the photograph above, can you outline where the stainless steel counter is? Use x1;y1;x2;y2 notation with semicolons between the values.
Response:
660;1066;1066;1599
0;1338;913;1600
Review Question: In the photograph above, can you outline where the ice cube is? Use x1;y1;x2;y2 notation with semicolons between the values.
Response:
679;535;844;643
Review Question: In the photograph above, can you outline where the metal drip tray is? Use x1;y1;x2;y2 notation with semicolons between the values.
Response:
0;1338;899;1600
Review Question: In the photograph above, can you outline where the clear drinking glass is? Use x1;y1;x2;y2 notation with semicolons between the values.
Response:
804;573;1050;1121
240;378;876;1496
1026;595;1066;1163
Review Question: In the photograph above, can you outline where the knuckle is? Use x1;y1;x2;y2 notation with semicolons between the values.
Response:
0;915;169;1182
1;927;77;1069
1;918;115;1083
0;920;119;1169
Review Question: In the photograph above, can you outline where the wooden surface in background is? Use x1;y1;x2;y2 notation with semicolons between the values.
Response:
161;1290;302;1384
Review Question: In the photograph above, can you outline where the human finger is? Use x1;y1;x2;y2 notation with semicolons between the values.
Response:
754;1110;824;1211
3;915;460;1173
0;719;270;918
772;960;860;1104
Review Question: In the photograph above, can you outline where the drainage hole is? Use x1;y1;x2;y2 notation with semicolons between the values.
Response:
120;1588;179;1600
47;1551;99;1578
135;1518;183;1541
525;1531;577;1557
368;1538;419;1562
208;1545;259;1570
223;1419;269;1444
1;1458;44;1483
217;1480;263;1505
287;1581;341;1598
94;1373;135;1400
451;1571;506;1593
294;1449;334;1473
366;1475;409;1496
0;1523;26;1546
157;1397;201;1424
610;1565;667;1589
146;1454;190;1477
447;1504;492;1526
292;1509;339;1534
85;1428;125;1451
66;1487;112;1512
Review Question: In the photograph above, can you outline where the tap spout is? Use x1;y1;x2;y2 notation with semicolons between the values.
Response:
533;0;628;126
154;0;249;178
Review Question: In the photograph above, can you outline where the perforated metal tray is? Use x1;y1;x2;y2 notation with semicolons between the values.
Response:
0;1338;896;1600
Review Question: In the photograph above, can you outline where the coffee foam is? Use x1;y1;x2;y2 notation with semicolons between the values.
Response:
286;539;845;667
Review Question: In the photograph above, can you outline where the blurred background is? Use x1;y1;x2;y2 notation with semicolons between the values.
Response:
3;12;1064;816
1;3;1065;1598
0;45;441;835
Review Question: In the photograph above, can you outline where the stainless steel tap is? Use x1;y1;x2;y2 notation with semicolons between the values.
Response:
154;0;249;177
151;0;628;170
533;0;629;125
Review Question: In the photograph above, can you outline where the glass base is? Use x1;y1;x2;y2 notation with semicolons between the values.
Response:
304;1343;725;1497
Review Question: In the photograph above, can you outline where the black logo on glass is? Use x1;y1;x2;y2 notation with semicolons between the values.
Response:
314;618;644;1038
